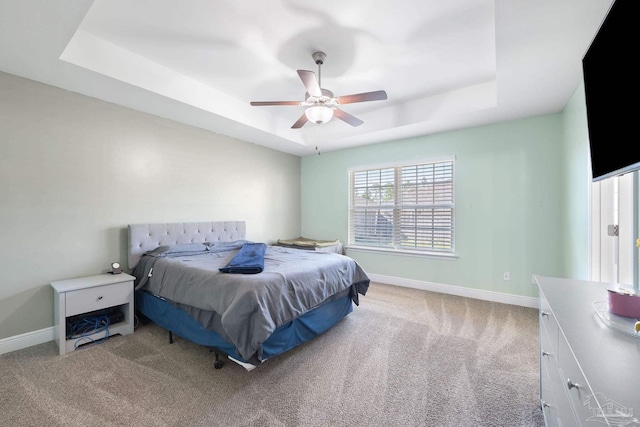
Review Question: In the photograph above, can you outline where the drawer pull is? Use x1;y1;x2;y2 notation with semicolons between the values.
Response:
567;379;581;390
97;296;103;300
541;401;550;409
541;350;550;357
541;311;549;318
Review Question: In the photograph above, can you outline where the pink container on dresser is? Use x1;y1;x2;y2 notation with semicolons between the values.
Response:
607;286;640;318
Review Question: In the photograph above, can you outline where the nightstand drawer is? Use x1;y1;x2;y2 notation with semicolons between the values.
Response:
65;281;132;316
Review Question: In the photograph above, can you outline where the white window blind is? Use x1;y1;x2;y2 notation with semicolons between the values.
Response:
349;159;455;253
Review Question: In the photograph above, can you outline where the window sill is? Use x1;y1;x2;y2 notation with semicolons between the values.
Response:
345;245;458;260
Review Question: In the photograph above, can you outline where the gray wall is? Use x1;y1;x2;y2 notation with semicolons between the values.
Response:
0;72;301;340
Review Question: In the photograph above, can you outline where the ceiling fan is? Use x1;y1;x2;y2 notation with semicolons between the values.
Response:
250;51;387;128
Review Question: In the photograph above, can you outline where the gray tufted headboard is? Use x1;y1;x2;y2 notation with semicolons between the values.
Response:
128;221;246;269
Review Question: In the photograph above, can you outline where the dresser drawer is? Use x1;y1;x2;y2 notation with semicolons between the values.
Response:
540;316;559;372
541;369;575;427
557;334;599;424
539;294;558;346
540;362;560;426
548;366;580;427
540;291;578;426
65;280;132;317
543;334;578;426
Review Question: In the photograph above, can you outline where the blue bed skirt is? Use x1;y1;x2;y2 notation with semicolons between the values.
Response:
135;290;353;364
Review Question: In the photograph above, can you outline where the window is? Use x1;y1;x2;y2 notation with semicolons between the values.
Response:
349;158;455;254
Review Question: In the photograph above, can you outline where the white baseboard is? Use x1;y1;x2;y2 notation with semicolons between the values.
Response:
368;274;539;309
0;327;54;356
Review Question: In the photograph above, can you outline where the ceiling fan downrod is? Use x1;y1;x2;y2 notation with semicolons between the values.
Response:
312;51;326;87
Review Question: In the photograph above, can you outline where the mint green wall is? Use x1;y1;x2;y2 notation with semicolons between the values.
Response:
302;115;567;298
559;82;591;280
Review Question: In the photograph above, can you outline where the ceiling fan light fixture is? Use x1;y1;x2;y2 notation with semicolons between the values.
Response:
305;105;334;124
250;51;387;128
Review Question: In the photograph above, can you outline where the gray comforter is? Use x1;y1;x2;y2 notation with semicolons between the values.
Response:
132;243;369;361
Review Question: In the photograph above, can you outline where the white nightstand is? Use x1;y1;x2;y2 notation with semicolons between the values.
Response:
51;273;135;355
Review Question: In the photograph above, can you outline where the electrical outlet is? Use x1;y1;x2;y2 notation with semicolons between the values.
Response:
503;272;510;281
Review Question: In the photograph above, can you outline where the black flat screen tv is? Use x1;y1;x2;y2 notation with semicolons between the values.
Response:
582;0;640;182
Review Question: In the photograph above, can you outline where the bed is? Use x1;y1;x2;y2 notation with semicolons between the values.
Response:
128;221;370;370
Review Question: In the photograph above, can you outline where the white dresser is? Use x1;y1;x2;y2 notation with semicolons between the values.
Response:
51;273;135;355
536;275;640;426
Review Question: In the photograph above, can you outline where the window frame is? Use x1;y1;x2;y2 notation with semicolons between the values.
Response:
347;156;456;259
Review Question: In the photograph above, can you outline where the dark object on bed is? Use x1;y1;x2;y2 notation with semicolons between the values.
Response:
128;221;369;370
218;242;266;274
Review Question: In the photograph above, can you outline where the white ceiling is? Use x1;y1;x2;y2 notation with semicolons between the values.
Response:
0;0;613;156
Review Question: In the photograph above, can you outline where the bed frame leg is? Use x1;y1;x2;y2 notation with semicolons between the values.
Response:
209;348;224;369
169;331;173;344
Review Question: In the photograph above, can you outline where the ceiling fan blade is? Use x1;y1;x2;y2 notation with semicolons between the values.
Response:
336;90;388;105
297;70;322;97
291;113;308;129
333;108;364;127
250;101;301;106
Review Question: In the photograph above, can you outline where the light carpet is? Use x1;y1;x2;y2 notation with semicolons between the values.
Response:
0;282;544;426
